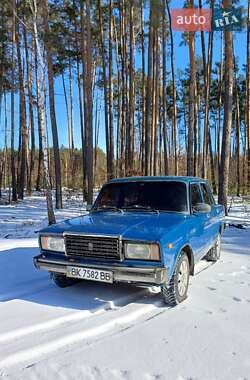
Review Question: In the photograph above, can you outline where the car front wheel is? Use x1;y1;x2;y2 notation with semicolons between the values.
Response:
161;251;190;306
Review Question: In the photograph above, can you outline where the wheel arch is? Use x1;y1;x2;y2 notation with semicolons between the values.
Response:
181;244;195;276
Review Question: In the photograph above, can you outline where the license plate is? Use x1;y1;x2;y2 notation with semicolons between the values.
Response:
66;266;113;284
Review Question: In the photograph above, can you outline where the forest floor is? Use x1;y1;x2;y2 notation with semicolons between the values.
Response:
0;194;250;380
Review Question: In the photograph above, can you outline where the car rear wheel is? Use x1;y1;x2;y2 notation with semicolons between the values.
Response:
161;251;190;306
205;234;221;262
51;273;78;288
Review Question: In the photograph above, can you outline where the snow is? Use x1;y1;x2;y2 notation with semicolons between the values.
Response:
0;195;250;379
0;192;87;239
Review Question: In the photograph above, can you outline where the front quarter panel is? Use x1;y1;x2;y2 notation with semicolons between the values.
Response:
159;216;193;279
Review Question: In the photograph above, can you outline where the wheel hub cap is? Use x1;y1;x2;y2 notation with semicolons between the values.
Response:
178;260;188;297
216;237;221;258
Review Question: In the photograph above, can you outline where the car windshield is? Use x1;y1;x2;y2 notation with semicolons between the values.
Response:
93;181;188;213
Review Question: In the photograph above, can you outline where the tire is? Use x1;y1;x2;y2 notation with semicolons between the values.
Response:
51;273;78;288
161;251;190;306
205;234;221;262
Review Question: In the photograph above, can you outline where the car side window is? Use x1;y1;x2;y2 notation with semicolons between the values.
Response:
190;184;202;208
200;183;215;205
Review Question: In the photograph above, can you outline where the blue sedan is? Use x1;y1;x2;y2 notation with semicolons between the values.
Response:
34;176;225;306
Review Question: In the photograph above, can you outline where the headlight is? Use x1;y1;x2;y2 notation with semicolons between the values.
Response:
124;243;160;261
40;236;65;252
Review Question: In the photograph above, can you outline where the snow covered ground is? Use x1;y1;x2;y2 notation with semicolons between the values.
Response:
0;192;87;239
0;195;250;379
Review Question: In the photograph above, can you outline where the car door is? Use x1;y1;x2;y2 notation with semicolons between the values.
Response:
200;182;219;248
189;183;208;261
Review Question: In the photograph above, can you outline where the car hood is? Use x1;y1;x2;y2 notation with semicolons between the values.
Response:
40;211;188;242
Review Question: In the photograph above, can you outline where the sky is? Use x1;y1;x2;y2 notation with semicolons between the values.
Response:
0;0;248;152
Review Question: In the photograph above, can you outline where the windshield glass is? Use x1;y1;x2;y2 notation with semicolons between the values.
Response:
93;181;188;212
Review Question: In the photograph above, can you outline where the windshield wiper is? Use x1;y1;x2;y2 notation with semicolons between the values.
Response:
93;205;124;214
122;205;159;214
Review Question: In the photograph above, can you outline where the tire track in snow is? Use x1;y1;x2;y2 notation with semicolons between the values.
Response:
0;260;215;345
0;288;149;344
0;257;219;371
0;299;164;370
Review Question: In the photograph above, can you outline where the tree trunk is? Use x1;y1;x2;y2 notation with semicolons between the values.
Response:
114;15;122;176
62;72;71;152
34;42;44;192
218;0;234;214
85;0;93;204
162;0;168;175
23;25;35;195
208;130;217;194
246;1;250;191
119;1;126;176
11;0;17;201
166;0;177;175
126;0;135;175
15;15;27;200
69;57;75;151
144;0;154;176
108;0;115;178
3;91;7;193
29;0;55;224
124;8;130;175
217;32;223;175
201;0;214;179
79;0;88;199
42;0;62;209
98;0;112;180
153;33;159;176
140;3;145;175
94;98;100;180
187;0;196;176
235;79;241;196
72;1;85;195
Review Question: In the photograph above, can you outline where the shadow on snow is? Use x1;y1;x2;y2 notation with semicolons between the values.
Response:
0;245;161;311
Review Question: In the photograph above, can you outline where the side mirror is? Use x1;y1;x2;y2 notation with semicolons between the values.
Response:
86;204;92;211
193;203;211;214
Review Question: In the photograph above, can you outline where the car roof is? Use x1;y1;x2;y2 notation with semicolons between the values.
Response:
108;176;206;184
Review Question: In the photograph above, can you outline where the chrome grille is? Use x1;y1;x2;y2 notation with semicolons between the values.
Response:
65;235;120;259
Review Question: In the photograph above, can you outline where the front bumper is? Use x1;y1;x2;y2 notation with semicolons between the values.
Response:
34;255;167;286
